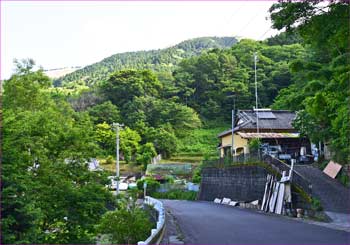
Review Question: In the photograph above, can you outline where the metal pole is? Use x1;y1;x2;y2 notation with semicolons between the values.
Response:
254;52;261;159
112;122;123;196
231;109;234;157
143;182;147;198
231;96;236;158
254;52;259;134
290;159;295;182
116;124;120;196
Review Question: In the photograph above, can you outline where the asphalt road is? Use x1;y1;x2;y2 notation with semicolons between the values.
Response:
162;200;350;244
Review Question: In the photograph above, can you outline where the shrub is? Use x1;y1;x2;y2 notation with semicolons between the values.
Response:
192;165;202;184
137;142;157;170
96;203;153;244
136;177;160;195
311;197;323;211
336;170;349;187
165;175;175;184
248;138;261;152
105;155;114;165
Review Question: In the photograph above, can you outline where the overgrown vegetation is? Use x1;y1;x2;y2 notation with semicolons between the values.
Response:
270;0;349;163
152;190;197;201
311;197;323;212
96;197;154;244
176;122;229;157
136;177;161;196
1;61;116;244
192;165;202;184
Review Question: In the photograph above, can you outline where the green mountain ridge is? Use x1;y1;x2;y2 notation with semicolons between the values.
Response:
54;36;238;87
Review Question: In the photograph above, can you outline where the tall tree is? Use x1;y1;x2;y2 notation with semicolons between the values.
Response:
2;60;115;243
100;69;162;107
270;0;350;163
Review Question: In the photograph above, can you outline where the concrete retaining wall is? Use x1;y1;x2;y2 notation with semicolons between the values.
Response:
198;166;269;201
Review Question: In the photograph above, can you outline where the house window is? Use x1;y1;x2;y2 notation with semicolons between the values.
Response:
236;147;244;155
224;146;231;157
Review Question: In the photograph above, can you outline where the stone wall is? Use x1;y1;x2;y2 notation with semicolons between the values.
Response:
198;166;268;201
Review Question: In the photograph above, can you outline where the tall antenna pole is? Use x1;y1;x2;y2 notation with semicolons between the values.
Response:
112;122;123;197
231;96;235;157
254;52;259;134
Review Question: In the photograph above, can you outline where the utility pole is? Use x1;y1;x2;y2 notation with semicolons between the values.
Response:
254;52;259;134
112;122;124;196
231;95;236;157
254;52;261;159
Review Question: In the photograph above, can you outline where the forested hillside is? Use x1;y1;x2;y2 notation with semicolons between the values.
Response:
53;35;307;160
171;39;305;120
54;36;237;88
50;0;349;164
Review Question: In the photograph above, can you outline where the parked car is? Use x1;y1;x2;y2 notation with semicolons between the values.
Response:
278;153;292;160
261;144;282;158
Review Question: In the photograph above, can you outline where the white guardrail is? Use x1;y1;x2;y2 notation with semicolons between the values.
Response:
137;196;165;245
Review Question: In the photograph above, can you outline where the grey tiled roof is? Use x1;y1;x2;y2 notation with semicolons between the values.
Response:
218;110;297;138
238;110;296;130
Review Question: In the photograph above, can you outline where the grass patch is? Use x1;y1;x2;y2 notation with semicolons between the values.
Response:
152;190;197;200
100;162;142;175
146;164;193;177
164;155;203;165
176;123;229;157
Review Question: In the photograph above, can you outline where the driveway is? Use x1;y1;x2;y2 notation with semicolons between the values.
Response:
294;165;350;214
162;200;350;244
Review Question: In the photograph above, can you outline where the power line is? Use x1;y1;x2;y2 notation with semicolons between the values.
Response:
225;2;246;26
259;27;273;40
236;9;261;38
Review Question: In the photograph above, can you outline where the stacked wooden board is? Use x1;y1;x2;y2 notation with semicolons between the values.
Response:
261;173;292;215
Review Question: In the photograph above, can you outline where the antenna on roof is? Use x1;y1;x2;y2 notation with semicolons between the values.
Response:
254;52;259;134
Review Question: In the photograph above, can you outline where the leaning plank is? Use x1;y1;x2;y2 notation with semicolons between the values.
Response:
265;176;275;212
261;175;271;211
284;183;292;203
275;183;285;214
263;176;272;212
269;182;280;213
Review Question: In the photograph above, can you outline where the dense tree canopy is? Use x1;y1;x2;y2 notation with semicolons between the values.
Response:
1;62;115;244
54;37;238;87
88;101;121;125
171;40;305;120
101;70;162;107
270;0;349;163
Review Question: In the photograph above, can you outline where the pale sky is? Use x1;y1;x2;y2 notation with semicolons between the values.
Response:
1;1;278;79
